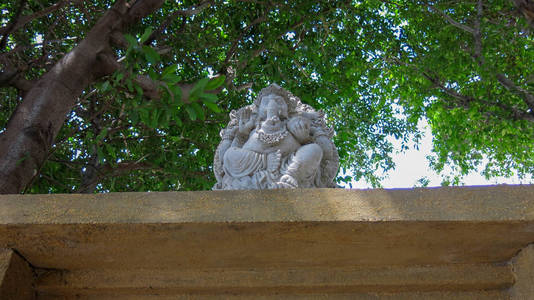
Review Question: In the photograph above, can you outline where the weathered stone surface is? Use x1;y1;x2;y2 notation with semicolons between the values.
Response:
0;186;533;271
36;264;513;296
0;249;34;300
37;291;510;300
509;244;534;298
0;185;533;298
212;84;339;189
2;186;534;224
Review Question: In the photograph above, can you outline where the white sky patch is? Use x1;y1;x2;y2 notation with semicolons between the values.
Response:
207;66;215;77
285;32;296;39
35;34;43;44
1;11;9;26
346;119;532;188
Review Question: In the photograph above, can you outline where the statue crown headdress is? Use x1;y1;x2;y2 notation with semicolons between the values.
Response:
254;84;302;114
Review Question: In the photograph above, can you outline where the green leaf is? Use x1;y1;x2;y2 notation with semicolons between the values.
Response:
142;45;160;64
150;109;160;128
170;85;182;102
125;78;133;92
123;34;137;47
134;83;143;96
96;128;108;141
161;64;179;78
205;75;226;90
97;147;105;163
185;106;197;120
159;109;170;128
200;93;218;103
204;101;221;113
192;102;205;120
105;143;116;159
100;81;110;92
189;78;210;101
139;107;150;124
140;27;153;43
148;69;158;80
130;110;139;124
162;73;181;85
115;72;124;82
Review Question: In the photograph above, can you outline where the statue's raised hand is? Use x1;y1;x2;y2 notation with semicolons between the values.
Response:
238;108;256;135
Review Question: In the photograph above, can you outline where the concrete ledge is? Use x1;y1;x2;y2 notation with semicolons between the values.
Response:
1;186;534;223
510;244;534;298
36;264;513;295
0;249;34;300
1;185;534;298
37;291;510;300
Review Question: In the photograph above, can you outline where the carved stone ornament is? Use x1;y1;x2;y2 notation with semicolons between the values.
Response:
213;84;339;190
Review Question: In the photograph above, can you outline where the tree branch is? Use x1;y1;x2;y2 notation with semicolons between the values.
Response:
512;0;534;28
428;5;476;34
236;18;306;71
0;59;35;96
144;0;213;45
0;0;28;49
40;173;71;190
0;64;35;94
133;74;227;103
173;0;213;16
431;1;534;118
496;73;534;112
422;72;474;107
0;0;166;194
224;13;268;66
424;71;534;122
430;2;485;65
76;160;155;193
473;0;485;65
0;1;69;37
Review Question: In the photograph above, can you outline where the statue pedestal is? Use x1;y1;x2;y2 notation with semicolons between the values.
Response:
1;186;534;299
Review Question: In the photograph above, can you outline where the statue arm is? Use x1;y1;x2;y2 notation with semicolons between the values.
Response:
238;108;256;136
310;126;339;187
311;127;334;160
218;126;238;159
287;116;311;144
231;131;250;148
231;108;256;148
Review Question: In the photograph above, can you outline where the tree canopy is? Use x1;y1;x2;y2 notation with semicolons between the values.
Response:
0;0;533;193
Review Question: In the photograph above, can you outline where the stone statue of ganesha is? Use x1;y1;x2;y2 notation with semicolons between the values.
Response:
212;84;339;190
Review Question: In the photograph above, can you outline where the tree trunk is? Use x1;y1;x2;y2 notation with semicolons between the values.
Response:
512;0;534;26
0;0;165;194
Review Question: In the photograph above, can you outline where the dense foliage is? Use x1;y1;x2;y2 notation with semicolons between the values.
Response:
0;0;533;193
